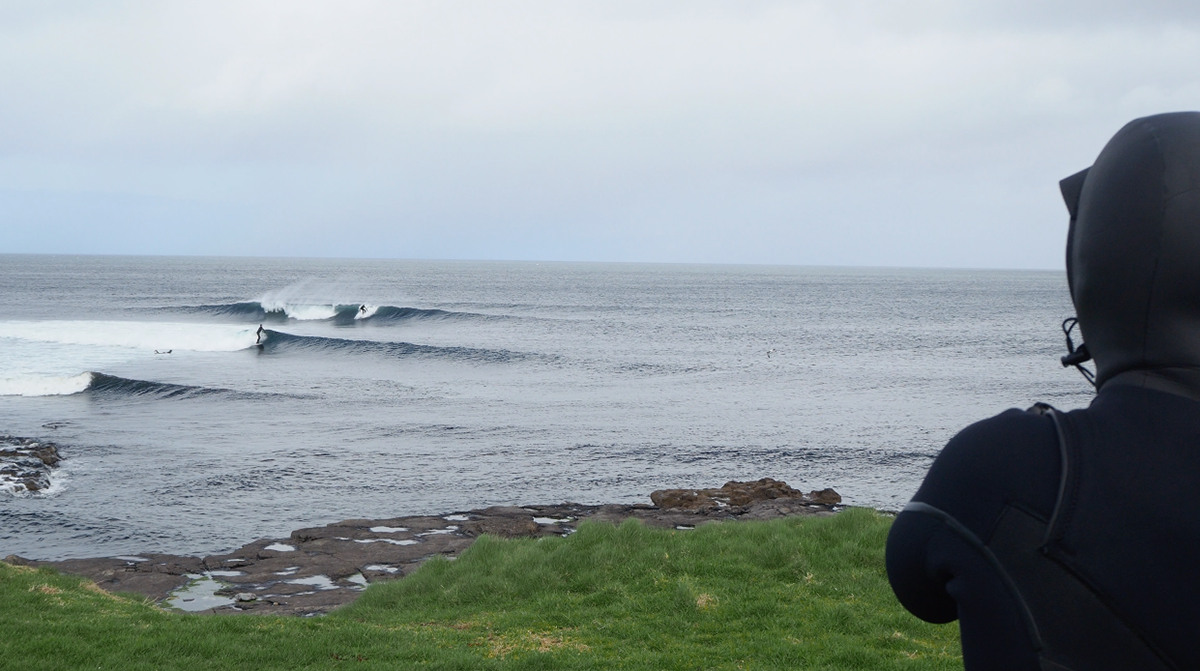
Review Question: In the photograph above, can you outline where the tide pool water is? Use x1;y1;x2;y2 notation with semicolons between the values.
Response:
0;255;1094;560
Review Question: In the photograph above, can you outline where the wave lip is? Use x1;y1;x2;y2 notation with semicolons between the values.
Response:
85;373;228;399
0;372;298;400
365;306;465;324
85;373;307;400
259;330;523;363
0;372;217;399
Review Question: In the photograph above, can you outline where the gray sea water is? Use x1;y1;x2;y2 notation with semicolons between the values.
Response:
0;254;1095;560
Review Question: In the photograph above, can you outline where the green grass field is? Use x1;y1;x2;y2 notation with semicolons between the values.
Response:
0;508;960;670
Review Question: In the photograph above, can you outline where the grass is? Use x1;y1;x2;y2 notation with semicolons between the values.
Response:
0;508;960;670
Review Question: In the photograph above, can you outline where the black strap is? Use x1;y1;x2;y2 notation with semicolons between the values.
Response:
1035;405;1178;669
902;501;1044;651
1042;406;1073;546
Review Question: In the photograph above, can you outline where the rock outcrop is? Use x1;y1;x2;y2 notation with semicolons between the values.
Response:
650;478;842;512
5;479;840;616
0;436;63;494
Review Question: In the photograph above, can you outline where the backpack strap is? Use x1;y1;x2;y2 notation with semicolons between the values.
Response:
1025;402;1076;546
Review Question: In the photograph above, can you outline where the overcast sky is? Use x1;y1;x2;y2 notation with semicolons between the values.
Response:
3;1;1199;268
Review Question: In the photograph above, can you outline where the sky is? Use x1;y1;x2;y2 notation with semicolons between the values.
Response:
3;1;1200;269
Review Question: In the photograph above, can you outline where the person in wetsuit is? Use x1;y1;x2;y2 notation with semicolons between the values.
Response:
886;112;1200;670
256;324;265;344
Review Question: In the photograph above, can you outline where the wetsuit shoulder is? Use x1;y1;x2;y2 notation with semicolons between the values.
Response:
911;407;1060;538
885;408;1061;669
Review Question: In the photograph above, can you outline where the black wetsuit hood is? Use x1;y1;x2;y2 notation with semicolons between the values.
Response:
1061;111;1200;396
886;112;1200;669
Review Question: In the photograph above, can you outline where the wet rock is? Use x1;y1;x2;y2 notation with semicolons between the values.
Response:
30;445;62;467
480;506;534;516
7;554;204;600
460;516;541;538
742;498;837;520
1;436;64;494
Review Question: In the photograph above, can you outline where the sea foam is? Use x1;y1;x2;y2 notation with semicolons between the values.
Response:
0;321;257;352
0;373;93;397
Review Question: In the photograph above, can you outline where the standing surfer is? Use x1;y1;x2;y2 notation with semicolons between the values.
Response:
256;324;265;345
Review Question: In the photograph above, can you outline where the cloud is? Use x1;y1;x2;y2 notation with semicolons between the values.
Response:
3;1;1200;267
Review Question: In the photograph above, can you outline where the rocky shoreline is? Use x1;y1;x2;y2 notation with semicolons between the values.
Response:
4;478;841;617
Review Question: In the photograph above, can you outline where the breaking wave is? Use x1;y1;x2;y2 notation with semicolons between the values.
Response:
0;373;93;397
178;302;481;325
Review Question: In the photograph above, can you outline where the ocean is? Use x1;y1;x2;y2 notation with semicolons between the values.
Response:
0;255;1094;560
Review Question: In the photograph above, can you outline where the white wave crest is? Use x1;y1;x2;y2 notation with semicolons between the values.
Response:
255;281;378;321
0;373;93;397
0;321;257;352
258;301;377;321
261;302;338;321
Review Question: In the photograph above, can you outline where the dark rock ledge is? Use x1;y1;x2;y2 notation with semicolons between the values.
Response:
3;478;840;617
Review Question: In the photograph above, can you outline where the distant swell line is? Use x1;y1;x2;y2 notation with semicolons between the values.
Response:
259;330;524;363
